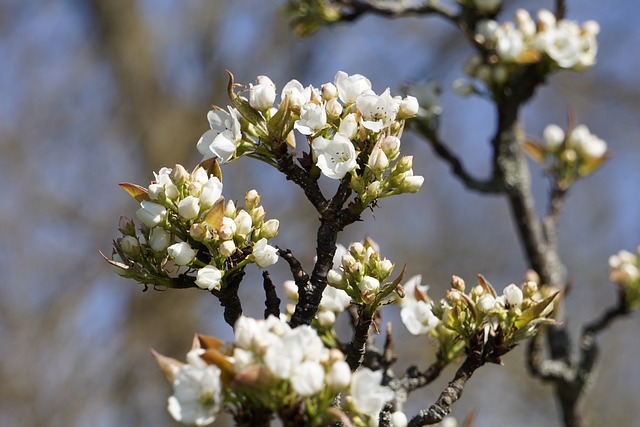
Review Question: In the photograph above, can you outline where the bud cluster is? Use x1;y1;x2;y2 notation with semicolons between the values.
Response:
196;71;423;203
400;275;557;364
609;246;640;310
524;123;608;189
455;9;599;95
327;238;400;307
154;315;398;426
106;164;279;291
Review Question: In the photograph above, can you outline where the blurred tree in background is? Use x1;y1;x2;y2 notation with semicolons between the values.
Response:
0;0;638;426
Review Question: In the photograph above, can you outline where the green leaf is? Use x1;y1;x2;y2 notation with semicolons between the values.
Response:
514;292;558;329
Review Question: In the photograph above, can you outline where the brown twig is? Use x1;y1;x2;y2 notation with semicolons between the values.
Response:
262;271;281;319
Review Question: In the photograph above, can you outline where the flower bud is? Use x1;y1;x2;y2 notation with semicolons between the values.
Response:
503;283;524;307
317;309;336;327
195;265;223;291
395;156;413;173
251;206;266;224
224;200;236;218
390;412;408;427
401;174;424;193
397;95;419;119
178;195;200;220
219;217;237;240
260;219;279;239
136;201;167;228
338;113;358;140
543;124;565;152
522;280;538;297
249;75;276;111
325;98;343;118
189;223;211;242
219;239;236;258
380;135;401;160
245;189;260;210
451;275;466;291
234;210;253;238
120;236;140;257
366;181;382;199
477;294;496;313
321;82;338;100
167;242;196;266
187;181;203;197
349;242;366;259
252;238;279;268
149;227;171;252
118;216;136;236
327;269;347;289
170;164;189;186
359;276;380;303
367;145;390;174
327;360;351;392
378;259;394;279
283;280;299;301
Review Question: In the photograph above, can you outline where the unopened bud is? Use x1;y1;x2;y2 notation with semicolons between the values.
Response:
120;236;140;257
395;156;413;173
219;240;236;257
170;164;189;186
260;219;279;239
321;82;338;100
224;200;236;218
118;216;136;236
251;206;266;224
451;275;466;291
189;223;211;242
325;98;343;118
245;189;260;210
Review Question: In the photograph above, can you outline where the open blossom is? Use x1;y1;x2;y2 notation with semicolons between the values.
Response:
356;88;399;132
196;107;241;163
350;368;394;422
252;238;279;268
149;167;179;200
400;275;439;335
312;133;358;179
290;360;325;396
335;71;372;104
178;195;200;220
167;364;222;426
294;102;327;135
569;125;607;160
149;227;171;252
281;79;314;109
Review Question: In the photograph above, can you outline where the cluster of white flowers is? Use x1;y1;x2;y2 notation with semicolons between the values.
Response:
155;315;400;426
455;9;599;94
108;165;279;291
327;238;397;305
609;246;640;309
524;123;608;189
400;275;556;363
195;72;424;202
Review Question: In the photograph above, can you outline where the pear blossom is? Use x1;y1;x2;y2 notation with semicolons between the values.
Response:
218;217;237;240
249;75;276;111
400;172;425;193
260;219;279;239
400;275;440;335
168;242;196;266
356;88;400;132
281;79;314;109
294;102;327;135
167;364;222;426
178;196;200;220
196;107;241;163
495;25;525;61
569;125;607;160
359;276;380;303
327;360;351;392
367;144;389;174
477;294;496;313
150;167;179;200
290;360;325;396
325;98;343;118
321;82;338;100
252;238;279;268
320;285;352;312
136;201;167;228
503;283;524;307
199;176;223;209
350;368;394;422
195;265;223;291
391;411;408;427
219;240;236;258
338;113;358;139
543;124;566;152
233;210;253;238
120;236;140;257
312;134;357;179
536;20;583;68
397;95;419;119
149;227;171;252
335;71;372;104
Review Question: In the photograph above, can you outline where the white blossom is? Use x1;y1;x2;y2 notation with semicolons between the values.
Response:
356;88;400;132
252;238;279;268
167;364;222;426
178;196;200;220
294;102;327;135
400;275;439;335
249;75;276;111
477;294;496;313
359;275;380;303
136;201;167;228
543;124;565;152
503;283;524;307
196;107;241;163
327;360;351;392
338;113;359;139
569;125;607;160
290;360;325;396
167;242;196;266
335;71;372;104
233;210;253;238
312;134;358;179
149;227;171;252
391;411;408;427
195;265;223;291
199;176;223;209
350;368;394;422
281;79;314;109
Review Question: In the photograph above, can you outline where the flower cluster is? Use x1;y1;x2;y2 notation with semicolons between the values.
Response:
455;9;599;94
195;71;423;204
609;246;640;310
105;163;279;292
327;238;402;307
524;123;608;189
399;275;557;363
154;315;399;426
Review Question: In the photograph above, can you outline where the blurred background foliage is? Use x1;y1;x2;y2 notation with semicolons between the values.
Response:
0;0;638;426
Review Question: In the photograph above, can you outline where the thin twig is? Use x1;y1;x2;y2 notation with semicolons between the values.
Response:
262;271;281;319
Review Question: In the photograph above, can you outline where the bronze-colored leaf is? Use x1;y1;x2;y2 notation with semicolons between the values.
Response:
200;349;235;385
523;140;547;163
119;182;149;202
203;197;225;229
196;333;225;350
477;274;497;298
196;157;222;182
151;349;184;383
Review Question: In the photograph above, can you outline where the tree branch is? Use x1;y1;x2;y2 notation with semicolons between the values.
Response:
335;0;457;23
262;271;281;319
